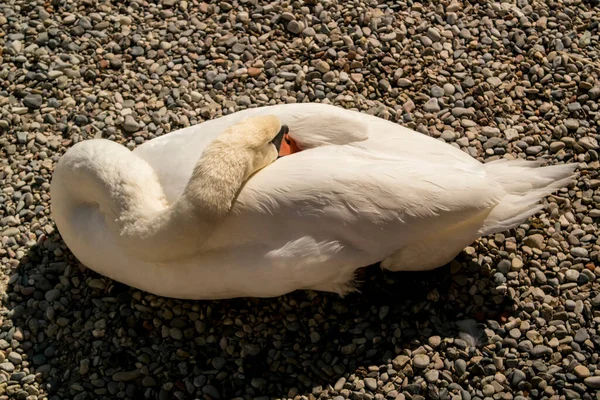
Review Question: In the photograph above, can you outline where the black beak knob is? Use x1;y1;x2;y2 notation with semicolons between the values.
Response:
272;124;288;153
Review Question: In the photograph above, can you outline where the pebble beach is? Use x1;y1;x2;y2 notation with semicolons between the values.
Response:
1;0;599;399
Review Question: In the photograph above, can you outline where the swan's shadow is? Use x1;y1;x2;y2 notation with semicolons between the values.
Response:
6;241;514;400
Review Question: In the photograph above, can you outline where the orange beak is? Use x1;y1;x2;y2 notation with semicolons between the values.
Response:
278;133;301;157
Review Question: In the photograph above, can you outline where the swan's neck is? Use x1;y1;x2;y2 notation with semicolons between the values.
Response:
52;138;252;262
178;140;251;221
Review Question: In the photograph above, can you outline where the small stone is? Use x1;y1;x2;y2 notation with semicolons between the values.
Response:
565;269;580;282
0;362;15;373
45;289;61;302
487;77;502;87
2;227;19;237
505;129;519;141
481;127;500;137
212;357;226;370
302;27;316;37
23;94;43;109
579;137;598;151
190;91;202;102
567;102;582;112
428;336;441;348
202;385;220;399
413;354;430;369
524;234;545;249
118;16;132;25
315;60;330;73
455;359;467;376
441;131;455;142
565;119;580;130
512;258;524;270
131;46;145;56
430;85;445;98
393;355;410;369
11;40;23;53
7;352;22;364
169;328;183;340
574;365;590;378
364;377;378;391
397;78;412;87
334;377;346;391
575;328;589;343
87;279;105;290
482;385;495;396
512;369;527;386
248;67;262;77
112;370;141;382
584;376;600;389
532;345;552;357
423;98;441;112
123;115;140;133
425;370;439;382
287;20;303;34
550;142;566;153
427;27;441;42
142;376;156;387
443;83;456;95
571;247;588;258
350;73;363;83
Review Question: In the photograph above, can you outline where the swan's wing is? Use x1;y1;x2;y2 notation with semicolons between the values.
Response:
214;143;504;261
134;103;371;203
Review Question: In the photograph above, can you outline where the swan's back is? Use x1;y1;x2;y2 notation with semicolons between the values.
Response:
134;103;480;203
133;103;575;260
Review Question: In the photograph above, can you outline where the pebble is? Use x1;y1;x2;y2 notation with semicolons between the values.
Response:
571;247;588;258
413;354;430;369
455;359;467;376
364;377;378;391
0;363;15;373
424;98;441;113
287;20;303;34
123;115;140;133
487;77;502;87
584;377;600;389
574;365;590;378
112;370;141;382
425;370;439;382
512;369;527;386
532;345;552;357
23;94;43;109
524;234;545;249
45;289;61;302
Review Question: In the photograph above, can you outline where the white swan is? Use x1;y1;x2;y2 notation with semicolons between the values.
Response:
51;103;577;300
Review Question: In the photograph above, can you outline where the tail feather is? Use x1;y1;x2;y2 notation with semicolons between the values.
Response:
479;160;578;236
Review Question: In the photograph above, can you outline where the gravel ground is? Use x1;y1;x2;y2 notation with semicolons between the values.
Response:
1;0;600;399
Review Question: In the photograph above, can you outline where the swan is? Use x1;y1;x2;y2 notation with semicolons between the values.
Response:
50;103;577;300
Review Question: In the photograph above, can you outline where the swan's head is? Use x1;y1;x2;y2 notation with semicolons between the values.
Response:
219;115;289;178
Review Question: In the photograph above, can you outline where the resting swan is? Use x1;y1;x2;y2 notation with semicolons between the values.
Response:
51;103;577;299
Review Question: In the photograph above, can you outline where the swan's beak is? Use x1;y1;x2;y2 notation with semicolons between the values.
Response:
272;124;288;155
274;125;302;158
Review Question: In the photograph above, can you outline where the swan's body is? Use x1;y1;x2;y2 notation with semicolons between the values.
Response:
51;103;577;299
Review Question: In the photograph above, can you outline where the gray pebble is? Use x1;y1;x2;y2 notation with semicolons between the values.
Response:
23;94;43;109
512;369;527;386
424;98;441;112
45;289;61;302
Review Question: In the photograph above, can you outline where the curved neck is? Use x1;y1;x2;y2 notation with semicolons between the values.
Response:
51;138;251;262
